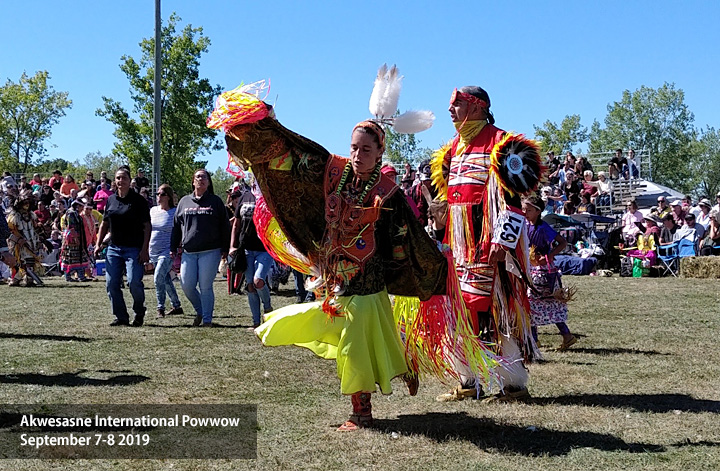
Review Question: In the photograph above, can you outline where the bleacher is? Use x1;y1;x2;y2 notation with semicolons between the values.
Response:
584;150;651;216
594;178;647;216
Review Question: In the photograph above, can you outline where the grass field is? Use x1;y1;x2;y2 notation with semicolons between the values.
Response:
0;274;719;470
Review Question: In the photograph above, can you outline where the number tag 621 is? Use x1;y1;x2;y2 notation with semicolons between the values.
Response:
492;208;524;249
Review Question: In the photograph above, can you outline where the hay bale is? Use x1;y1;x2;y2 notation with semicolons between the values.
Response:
680;256;720;278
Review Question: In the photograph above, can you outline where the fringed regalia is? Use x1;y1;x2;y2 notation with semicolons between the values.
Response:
430;120;544;363
207;85;506;394
60;209;89;274
6;208;44;283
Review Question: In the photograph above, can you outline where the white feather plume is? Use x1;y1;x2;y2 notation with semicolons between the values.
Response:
377;65;403;118
392;110;435;134
369;64;403;118
368;64;388;117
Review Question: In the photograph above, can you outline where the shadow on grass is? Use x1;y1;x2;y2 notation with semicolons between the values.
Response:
45;284;94;289
535;359;597;366
569;347;670;356
0;370;149;387
373;412;665;456
673;440;720;448
0;333;92;342
531;393;720;413
145;323;248;329
269;289;296;298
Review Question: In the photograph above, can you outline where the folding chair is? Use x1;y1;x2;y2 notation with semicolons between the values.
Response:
41;248;62;276
658;242;679;277
658;239;696;277
677;238;697;260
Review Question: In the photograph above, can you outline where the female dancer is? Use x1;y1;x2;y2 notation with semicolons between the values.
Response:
523;195;577;351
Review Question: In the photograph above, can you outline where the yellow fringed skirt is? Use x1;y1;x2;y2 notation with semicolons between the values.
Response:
255;290;408;395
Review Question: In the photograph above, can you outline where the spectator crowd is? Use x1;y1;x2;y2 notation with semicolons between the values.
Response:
1;154;719;301
388;150;720;273
539;148;642;218
1;168;156;285
0;167;312;329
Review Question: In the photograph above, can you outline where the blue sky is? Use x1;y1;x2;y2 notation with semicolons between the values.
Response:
2;0;718;173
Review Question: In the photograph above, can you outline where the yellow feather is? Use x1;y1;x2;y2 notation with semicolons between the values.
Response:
430;143;451;201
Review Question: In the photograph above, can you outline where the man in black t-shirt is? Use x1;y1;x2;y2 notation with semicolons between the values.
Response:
102;191;150;248
659;213;678;245
134;170;150;192
546;151;561;185
607;148;628;180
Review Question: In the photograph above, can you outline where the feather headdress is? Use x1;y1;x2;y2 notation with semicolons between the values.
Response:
367;64;435;134
368;64;395;118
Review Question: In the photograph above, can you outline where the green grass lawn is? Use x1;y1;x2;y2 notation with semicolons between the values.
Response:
0;274;719;470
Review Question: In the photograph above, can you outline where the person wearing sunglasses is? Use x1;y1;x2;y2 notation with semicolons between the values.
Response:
656;196;671;220
150;184;183;319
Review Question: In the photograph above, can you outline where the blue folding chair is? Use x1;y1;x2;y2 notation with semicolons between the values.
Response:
658;242;679;277
677;238;697;258
659;239;696;277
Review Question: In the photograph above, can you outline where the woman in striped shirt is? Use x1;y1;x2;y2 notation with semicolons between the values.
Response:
150;184;183;318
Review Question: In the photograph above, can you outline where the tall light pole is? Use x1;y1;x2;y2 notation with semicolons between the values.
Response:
152;0;162;191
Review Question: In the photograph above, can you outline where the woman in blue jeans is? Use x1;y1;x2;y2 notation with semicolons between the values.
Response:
229;186;273;329
94;166;151;326
171;169;231;327
150;184;183;318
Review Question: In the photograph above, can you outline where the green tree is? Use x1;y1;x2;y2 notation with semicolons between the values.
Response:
97;13;222;194
385;125;418;164
533;114;588;154
384;121;434;168
0;114;12;171
31;157;84;178
689;127;720;199
0;71;72;173
211;166;236;195
588;83;696;192
82;151;128;177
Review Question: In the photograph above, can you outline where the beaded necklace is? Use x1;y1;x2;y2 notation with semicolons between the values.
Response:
335;161;380;203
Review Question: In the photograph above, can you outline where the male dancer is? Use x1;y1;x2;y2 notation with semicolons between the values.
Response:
433;86;539;402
